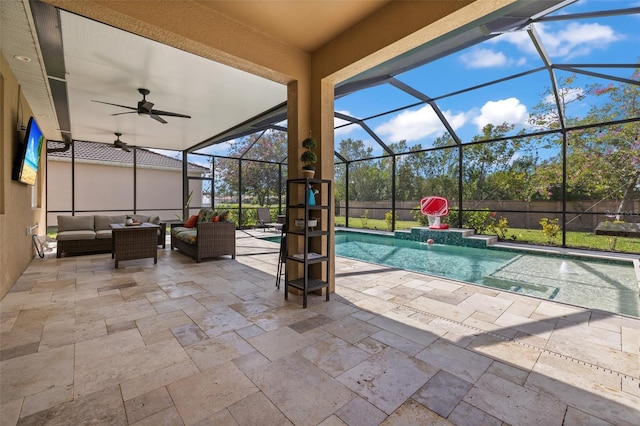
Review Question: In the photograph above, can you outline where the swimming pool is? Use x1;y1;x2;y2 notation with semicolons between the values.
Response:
332;231;639;317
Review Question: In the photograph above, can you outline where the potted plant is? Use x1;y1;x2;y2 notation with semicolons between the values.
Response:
301;134;317;178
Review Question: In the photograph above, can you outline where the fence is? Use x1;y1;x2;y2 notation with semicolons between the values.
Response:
338;200;640;232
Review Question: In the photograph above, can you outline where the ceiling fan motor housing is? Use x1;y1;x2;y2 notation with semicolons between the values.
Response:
93;88;190;124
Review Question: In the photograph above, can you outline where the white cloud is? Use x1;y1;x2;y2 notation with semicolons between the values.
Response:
373;99;532;142
459;47;528;69
499;22;621;60
471;97;528;131
543;87;585;105
334;110;356;136
374;104;466;143
460;48;508;68
495;30;532;54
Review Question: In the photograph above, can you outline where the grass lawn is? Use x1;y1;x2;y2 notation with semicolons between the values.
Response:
335;216;640;254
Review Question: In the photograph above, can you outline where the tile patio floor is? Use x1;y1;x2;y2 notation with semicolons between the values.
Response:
1;231;639;425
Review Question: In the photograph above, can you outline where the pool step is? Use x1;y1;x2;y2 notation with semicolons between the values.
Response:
395;227;498;248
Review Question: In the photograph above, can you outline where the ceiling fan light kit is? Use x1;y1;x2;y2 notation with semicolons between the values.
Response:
113;132;131;152
93;88;191;124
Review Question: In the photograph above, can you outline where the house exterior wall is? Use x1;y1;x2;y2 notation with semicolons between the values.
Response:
47;159;202;226
1;53;47;299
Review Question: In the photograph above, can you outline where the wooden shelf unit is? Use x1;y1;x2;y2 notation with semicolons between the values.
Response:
285;178;332;308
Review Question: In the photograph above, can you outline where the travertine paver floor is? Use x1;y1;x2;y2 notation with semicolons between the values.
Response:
1;232;639;425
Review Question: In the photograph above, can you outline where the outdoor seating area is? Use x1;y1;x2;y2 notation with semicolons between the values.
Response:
1;232;638;425
55;214;165;258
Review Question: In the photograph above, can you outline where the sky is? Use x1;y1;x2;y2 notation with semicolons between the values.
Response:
197;0;640;161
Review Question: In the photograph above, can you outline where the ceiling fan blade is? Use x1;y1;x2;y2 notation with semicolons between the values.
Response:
92;100;137;111
150;108;191;119
95;89;190;124
149;114;168;124
113;138;132;152
138;100;154;113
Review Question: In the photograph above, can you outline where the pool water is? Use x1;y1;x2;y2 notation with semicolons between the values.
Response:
335;233;516;283
333;232;639;317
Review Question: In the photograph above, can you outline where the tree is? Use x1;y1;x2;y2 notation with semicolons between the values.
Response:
387;141;429;201
527;70;640;215
461;123;536;202
587;69;640;218
484;155;539;201
335;138;390;202
214;130;287;206
416;134;459;201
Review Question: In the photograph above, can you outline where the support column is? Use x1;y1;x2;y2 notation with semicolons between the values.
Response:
287;76;335;294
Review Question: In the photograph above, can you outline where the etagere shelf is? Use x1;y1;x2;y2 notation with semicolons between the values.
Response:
285;178;331;308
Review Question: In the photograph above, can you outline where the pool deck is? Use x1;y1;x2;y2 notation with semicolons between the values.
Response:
1;230;638;425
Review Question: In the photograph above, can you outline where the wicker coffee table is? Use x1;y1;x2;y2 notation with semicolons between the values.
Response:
110;223;160;268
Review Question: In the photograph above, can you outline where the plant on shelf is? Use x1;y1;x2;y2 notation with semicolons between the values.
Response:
301;132;317;178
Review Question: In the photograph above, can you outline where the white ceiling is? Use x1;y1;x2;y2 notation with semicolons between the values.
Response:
61;11;286;151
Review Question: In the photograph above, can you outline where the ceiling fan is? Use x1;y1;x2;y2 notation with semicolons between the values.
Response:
113;132;131;152
93;88;191;124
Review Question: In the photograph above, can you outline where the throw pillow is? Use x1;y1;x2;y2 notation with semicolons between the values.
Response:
198;208;217;223
184;215;198;228
215;210;230;222
212;215;220;222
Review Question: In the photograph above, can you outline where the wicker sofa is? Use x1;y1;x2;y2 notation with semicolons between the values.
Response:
170;211;236;262
56;214;166;258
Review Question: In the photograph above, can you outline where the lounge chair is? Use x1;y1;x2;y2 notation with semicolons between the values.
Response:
256;207;282;232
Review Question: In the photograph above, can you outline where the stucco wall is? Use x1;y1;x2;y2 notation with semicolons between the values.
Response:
47;159;201;226
1;53;47;299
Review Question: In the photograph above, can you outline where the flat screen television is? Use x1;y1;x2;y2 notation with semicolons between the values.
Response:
12;117;45;186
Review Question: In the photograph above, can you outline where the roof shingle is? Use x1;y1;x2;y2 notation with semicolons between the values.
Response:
47;140;208;171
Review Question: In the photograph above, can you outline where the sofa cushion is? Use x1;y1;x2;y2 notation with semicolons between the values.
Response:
171;226;190;237
174;229;197;244
131;214;151;223
56;230;96;241
198;208;217;223
58;215;94;232
95;215;126;230
149;216;160;225
95;230;113;239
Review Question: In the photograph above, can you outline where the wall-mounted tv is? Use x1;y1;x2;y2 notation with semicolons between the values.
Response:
12;117;45;186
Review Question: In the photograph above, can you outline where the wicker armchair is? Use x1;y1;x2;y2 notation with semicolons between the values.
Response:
170;221;236;262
